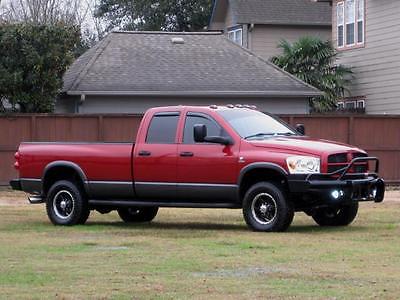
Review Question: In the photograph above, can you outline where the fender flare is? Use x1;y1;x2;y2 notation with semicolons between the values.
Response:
42;161;89;193
238;162;288;193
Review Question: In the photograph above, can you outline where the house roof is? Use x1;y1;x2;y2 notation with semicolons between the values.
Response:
63;31;320;98
210;0;332;27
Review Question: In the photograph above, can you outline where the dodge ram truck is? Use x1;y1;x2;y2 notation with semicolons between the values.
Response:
10;105;385;232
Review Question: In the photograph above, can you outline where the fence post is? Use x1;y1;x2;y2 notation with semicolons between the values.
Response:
31;115;37;141
289;116;294;126
348;116;354;144
98;115;104;142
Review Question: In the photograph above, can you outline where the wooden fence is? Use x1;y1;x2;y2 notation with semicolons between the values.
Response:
1;114;399;185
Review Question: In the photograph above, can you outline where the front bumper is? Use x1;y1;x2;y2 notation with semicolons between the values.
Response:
288;175;385;204
287;156;385;206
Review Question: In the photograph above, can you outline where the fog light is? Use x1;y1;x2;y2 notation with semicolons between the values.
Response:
331;190;344;200
331;190;340;199
371;188;377;198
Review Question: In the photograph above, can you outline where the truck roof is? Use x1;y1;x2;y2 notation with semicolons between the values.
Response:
148;104;259;113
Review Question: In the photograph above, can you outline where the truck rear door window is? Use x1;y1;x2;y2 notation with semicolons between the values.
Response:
146;113;179;144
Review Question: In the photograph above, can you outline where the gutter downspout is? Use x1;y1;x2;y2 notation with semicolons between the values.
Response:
248;23;255;51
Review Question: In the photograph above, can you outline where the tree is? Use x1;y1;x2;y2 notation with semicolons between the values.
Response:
1;0;89;26
0;23;80;112
95;0;213;32
271;37;352;112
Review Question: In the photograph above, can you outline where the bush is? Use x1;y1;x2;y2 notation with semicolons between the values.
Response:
0;23;80;112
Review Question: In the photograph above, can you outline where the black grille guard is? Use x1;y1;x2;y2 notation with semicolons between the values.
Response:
306;157;379;181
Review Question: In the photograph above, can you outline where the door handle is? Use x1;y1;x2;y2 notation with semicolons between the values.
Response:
180;151;194;157
138;150;151;156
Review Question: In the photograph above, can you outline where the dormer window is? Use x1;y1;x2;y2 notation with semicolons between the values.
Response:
228;28;243;46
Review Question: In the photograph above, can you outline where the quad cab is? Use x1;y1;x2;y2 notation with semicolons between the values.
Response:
10;106;385;231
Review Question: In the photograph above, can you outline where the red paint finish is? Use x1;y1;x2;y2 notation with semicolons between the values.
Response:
16;105;368;186
18;143;133;181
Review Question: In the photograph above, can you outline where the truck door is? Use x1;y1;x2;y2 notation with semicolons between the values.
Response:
177;112;239;202
133;112;180;199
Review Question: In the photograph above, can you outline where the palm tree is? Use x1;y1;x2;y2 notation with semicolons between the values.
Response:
271;36;352;112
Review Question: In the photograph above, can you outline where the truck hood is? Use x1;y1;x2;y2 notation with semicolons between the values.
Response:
249;136;365;157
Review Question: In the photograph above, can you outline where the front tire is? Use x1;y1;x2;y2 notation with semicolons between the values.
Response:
117;207;158;223
312;203;359;226
242;182;294;232
46;180;89;226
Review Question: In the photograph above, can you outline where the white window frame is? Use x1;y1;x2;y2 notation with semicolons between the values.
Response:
345;100;356;109
345;0;356;46
336;0;365;49
227;27;243;46
356;99;365;109
356;0;364;44
337;2;345;48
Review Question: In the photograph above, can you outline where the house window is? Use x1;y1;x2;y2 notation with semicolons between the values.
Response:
337;99;365;112
337;101;345;109
345;100;356;109
357;0;364;43
345;0;355;45
356;99;365;109
228;28;243;46
336;0;365;49
337;3;344;47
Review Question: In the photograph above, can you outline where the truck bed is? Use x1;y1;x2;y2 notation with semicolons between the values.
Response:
18;142;134;182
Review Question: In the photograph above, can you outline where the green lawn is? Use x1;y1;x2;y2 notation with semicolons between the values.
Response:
0;199;399;299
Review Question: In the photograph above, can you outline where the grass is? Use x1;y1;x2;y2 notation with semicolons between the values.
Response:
0;195;399;299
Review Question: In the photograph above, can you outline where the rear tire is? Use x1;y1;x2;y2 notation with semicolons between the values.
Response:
242;182;294;232
117;207;158;223
46;180;89;226
312;203;359;226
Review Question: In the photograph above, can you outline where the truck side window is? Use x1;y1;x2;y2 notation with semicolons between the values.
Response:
183;114;227;144
146;113;179;144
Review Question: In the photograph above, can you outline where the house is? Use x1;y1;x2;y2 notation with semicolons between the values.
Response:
59;31;320;114
319;0;400;114
208;0;332;60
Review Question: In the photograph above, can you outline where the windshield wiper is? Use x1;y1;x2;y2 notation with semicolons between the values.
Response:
276;132;296;136
245;132;296;139
244;133;275;140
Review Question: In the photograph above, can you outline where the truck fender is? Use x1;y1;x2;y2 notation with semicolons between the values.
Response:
42;161;89;194
238;162;288;196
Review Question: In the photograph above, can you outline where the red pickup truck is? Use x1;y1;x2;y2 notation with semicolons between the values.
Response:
10;105;385;232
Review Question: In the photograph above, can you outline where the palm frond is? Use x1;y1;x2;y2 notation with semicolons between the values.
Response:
271;36;352;112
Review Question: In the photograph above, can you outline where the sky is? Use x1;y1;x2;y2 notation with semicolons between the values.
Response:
0;0;101;37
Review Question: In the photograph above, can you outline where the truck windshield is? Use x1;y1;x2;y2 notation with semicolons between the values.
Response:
217;109;296;140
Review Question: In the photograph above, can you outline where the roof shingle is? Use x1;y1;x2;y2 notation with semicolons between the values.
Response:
63;31;320;97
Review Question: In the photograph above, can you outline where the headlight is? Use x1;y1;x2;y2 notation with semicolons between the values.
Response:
286;156;320;174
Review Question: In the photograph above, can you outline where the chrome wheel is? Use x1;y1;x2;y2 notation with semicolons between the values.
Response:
251;193;277;225
53;190;75;220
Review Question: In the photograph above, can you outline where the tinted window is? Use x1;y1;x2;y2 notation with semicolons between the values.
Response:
146;113;179;144
183;114;226;144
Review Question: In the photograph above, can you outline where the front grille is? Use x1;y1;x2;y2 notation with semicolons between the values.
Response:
328;153;347;163
354;164;368;173
352;152;368;173
327;152;368;174
328;165;346;173
352;152;368;159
